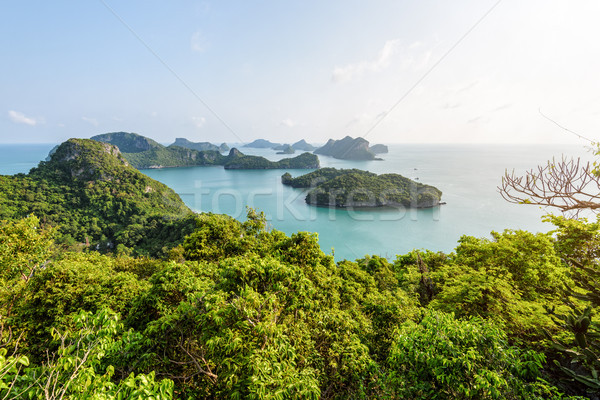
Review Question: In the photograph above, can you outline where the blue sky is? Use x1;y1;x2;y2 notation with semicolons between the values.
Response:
2;0;600;144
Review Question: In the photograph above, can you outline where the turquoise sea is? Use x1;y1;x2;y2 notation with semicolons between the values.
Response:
0;143;592;261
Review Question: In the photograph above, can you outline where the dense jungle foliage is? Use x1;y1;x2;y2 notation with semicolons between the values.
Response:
0;139;196;257
282;168;442;208
1;140;599;399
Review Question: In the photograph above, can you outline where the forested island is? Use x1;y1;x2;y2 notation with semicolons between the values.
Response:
282;168;442;208
313;136;388;160
170;137;229;152
0;138;597;399
91;132;319;170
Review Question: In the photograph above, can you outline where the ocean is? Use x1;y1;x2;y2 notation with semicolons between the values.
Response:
0;143;592;261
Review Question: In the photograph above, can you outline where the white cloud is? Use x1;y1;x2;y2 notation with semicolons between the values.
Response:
8;110;37;126
82;116;99;126
280;118;296;128
192;116;206;128
191;31;208;53
332;39;401;83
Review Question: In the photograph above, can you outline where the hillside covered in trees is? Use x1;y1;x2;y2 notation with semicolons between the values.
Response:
0;140;598;399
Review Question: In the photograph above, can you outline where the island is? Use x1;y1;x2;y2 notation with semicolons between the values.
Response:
313;136;380;160
292;139;316;151
170;138;229;152
281;167;442;208
224;149;318;169
92;132;318;170
276;144;295;155
369;144;389;154
243;139;281;148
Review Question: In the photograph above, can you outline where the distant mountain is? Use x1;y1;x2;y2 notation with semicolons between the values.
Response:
369;144;389;154
89;131;318;170
169;138;223;152
91;132;162;153
244;139;281;148
219;142;230;152
91;132;223;169
292;139;316;151
276;144;295;155
313;136;377;160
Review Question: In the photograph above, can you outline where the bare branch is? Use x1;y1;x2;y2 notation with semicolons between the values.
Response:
499;157;600;217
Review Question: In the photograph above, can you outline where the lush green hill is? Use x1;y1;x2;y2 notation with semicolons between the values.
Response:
282;167;442;208
0;138;196;256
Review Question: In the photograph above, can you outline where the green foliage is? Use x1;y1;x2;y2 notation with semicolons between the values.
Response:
0;215;55;283
282;167;442;208
387;310;576;400
425;230;570;339
542;216;600;395
0;139;195;256
12;252;152;360
1;309;174;400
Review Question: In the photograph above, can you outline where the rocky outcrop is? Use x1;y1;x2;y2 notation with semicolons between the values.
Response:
92;132;161;153
244;139;281;148
170;138;223;152
292;139;316;151
369;144;389;154
276;144;295;155
224;150;319;170
313;136;377;160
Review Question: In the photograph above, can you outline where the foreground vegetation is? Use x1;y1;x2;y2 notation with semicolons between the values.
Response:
1;139;598;399
1;211;598;399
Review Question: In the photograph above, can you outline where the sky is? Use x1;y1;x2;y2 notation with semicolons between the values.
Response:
2;0;600;145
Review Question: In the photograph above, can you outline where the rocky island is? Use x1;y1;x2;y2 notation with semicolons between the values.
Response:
292;139;316;151
281;167;442;208
369;144;389;154
92;132;318;170
170;138;229;152
313;136;381;160
244;139;281;148
224;149;318;169
275;144;295;155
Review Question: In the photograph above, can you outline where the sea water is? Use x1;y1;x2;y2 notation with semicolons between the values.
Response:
0;143;593;261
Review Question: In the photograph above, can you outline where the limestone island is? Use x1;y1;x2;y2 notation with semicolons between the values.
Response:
244;139;281;148
281;168;442;208
171;137;229;152
274;144;295;155
369;144;389;154
91;132;319;170
314;136;384;160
